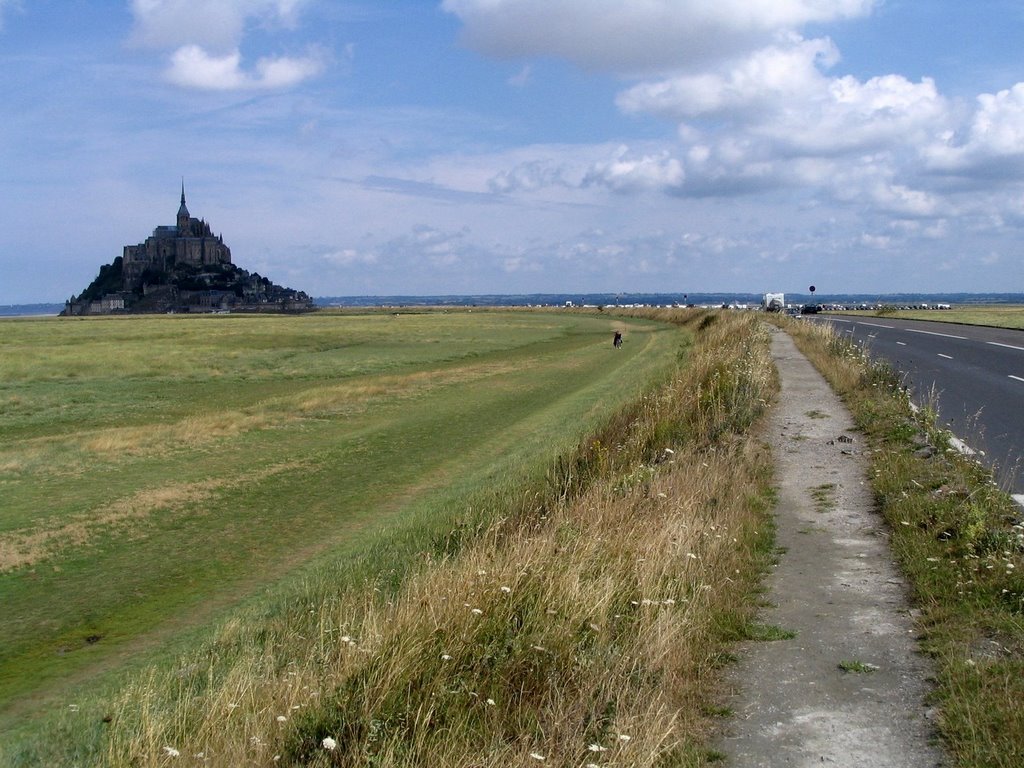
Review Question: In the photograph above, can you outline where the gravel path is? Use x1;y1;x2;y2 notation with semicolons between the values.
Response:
717;327;948;767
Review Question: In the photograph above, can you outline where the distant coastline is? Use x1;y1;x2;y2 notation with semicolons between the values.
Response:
5;292;1024;317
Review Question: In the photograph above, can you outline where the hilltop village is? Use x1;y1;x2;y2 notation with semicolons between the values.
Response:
62;186;313;315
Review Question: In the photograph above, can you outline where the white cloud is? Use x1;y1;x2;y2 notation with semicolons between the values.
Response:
619;37;947;159
131;0;325;91
924;83;1024;177
442;0;877;73
321;248;378;267
617;36;839;120
165;45;325;90
130;0;306;52
508;64;532;88
488;159;570;193
583;146;685;192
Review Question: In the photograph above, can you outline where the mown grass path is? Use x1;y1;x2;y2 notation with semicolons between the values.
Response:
0;311;677;724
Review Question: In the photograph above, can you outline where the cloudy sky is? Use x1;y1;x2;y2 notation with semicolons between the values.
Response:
2;1;1024;303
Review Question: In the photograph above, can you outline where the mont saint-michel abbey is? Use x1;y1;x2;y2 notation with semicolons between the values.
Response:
122;185;233;291
63;186;313;315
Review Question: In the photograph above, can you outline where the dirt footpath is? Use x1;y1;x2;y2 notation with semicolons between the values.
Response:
717;327;947;767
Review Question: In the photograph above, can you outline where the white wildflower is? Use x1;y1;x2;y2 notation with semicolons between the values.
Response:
500;586;512;594
276;715;287;722
587;743;607;752
322;736;338;751
162;746;180;757
618;734;632;742
529;753;545;761
471;608;483;615
486;698;496;706
340;635;351;643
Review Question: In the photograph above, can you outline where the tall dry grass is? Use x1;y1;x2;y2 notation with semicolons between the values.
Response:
50;310;777;767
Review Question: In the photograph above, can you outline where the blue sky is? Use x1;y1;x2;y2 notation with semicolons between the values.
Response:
2;1;1024;303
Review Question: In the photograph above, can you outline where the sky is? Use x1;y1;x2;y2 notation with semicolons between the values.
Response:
2;1;1024;303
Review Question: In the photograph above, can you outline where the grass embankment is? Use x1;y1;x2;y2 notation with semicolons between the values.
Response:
8;309;778;766
856;305;1024;330
781;317;1024;768
0;311;675;721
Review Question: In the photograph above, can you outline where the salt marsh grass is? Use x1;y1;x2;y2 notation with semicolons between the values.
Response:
5;309;779;766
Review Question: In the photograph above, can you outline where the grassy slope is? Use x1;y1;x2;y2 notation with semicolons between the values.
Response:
2;309;781;767
0;311;674;721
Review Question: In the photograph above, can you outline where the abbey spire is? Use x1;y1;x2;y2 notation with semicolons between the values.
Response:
177;180;190;231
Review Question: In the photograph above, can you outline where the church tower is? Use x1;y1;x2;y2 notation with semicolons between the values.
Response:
176;181;191;233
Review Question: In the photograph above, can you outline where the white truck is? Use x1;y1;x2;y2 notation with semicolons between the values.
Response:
762;292;785;312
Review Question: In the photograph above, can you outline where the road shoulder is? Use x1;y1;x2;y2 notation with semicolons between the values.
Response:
716;326;947;767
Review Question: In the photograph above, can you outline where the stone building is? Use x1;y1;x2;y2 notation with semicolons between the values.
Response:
63;185;314;315
122;184;232;291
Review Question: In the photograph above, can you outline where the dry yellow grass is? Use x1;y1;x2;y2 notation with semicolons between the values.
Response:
88;311;778;768
0;459;312;572
1;359;535;483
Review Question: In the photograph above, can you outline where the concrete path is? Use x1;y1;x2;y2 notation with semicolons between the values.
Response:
717;327;947;767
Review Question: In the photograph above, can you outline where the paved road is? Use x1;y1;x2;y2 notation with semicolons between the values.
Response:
806;314;1024;500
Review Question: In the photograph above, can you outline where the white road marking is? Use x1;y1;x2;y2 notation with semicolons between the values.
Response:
905;328;968;340
859;322;895;329
1010;375;1024;384
896;341;907;346
988;341;1024;352
938;353;953;359
829;318;853;324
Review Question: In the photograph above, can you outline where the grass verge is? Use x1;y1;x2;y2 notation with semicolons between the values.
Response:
6;309;780;767
780;316;1024;768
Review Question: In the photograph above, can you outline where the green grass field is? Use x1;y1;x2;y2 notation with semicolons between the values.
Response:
853;305;1024;329
0;310;678;728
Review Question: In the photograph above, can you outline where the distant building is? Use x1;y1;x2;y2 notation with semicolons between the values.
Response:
63;185;313;316
122;184;232;291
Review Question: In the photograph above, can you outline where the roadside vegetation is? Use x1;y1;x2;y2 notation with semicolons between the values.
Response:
860;305;1024;330
780;316;1024;768
2;309;779;766
1;311;675;735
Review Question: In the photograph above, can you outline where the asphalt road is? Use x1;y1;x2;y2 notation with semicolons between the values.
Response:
806;314;1024;501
